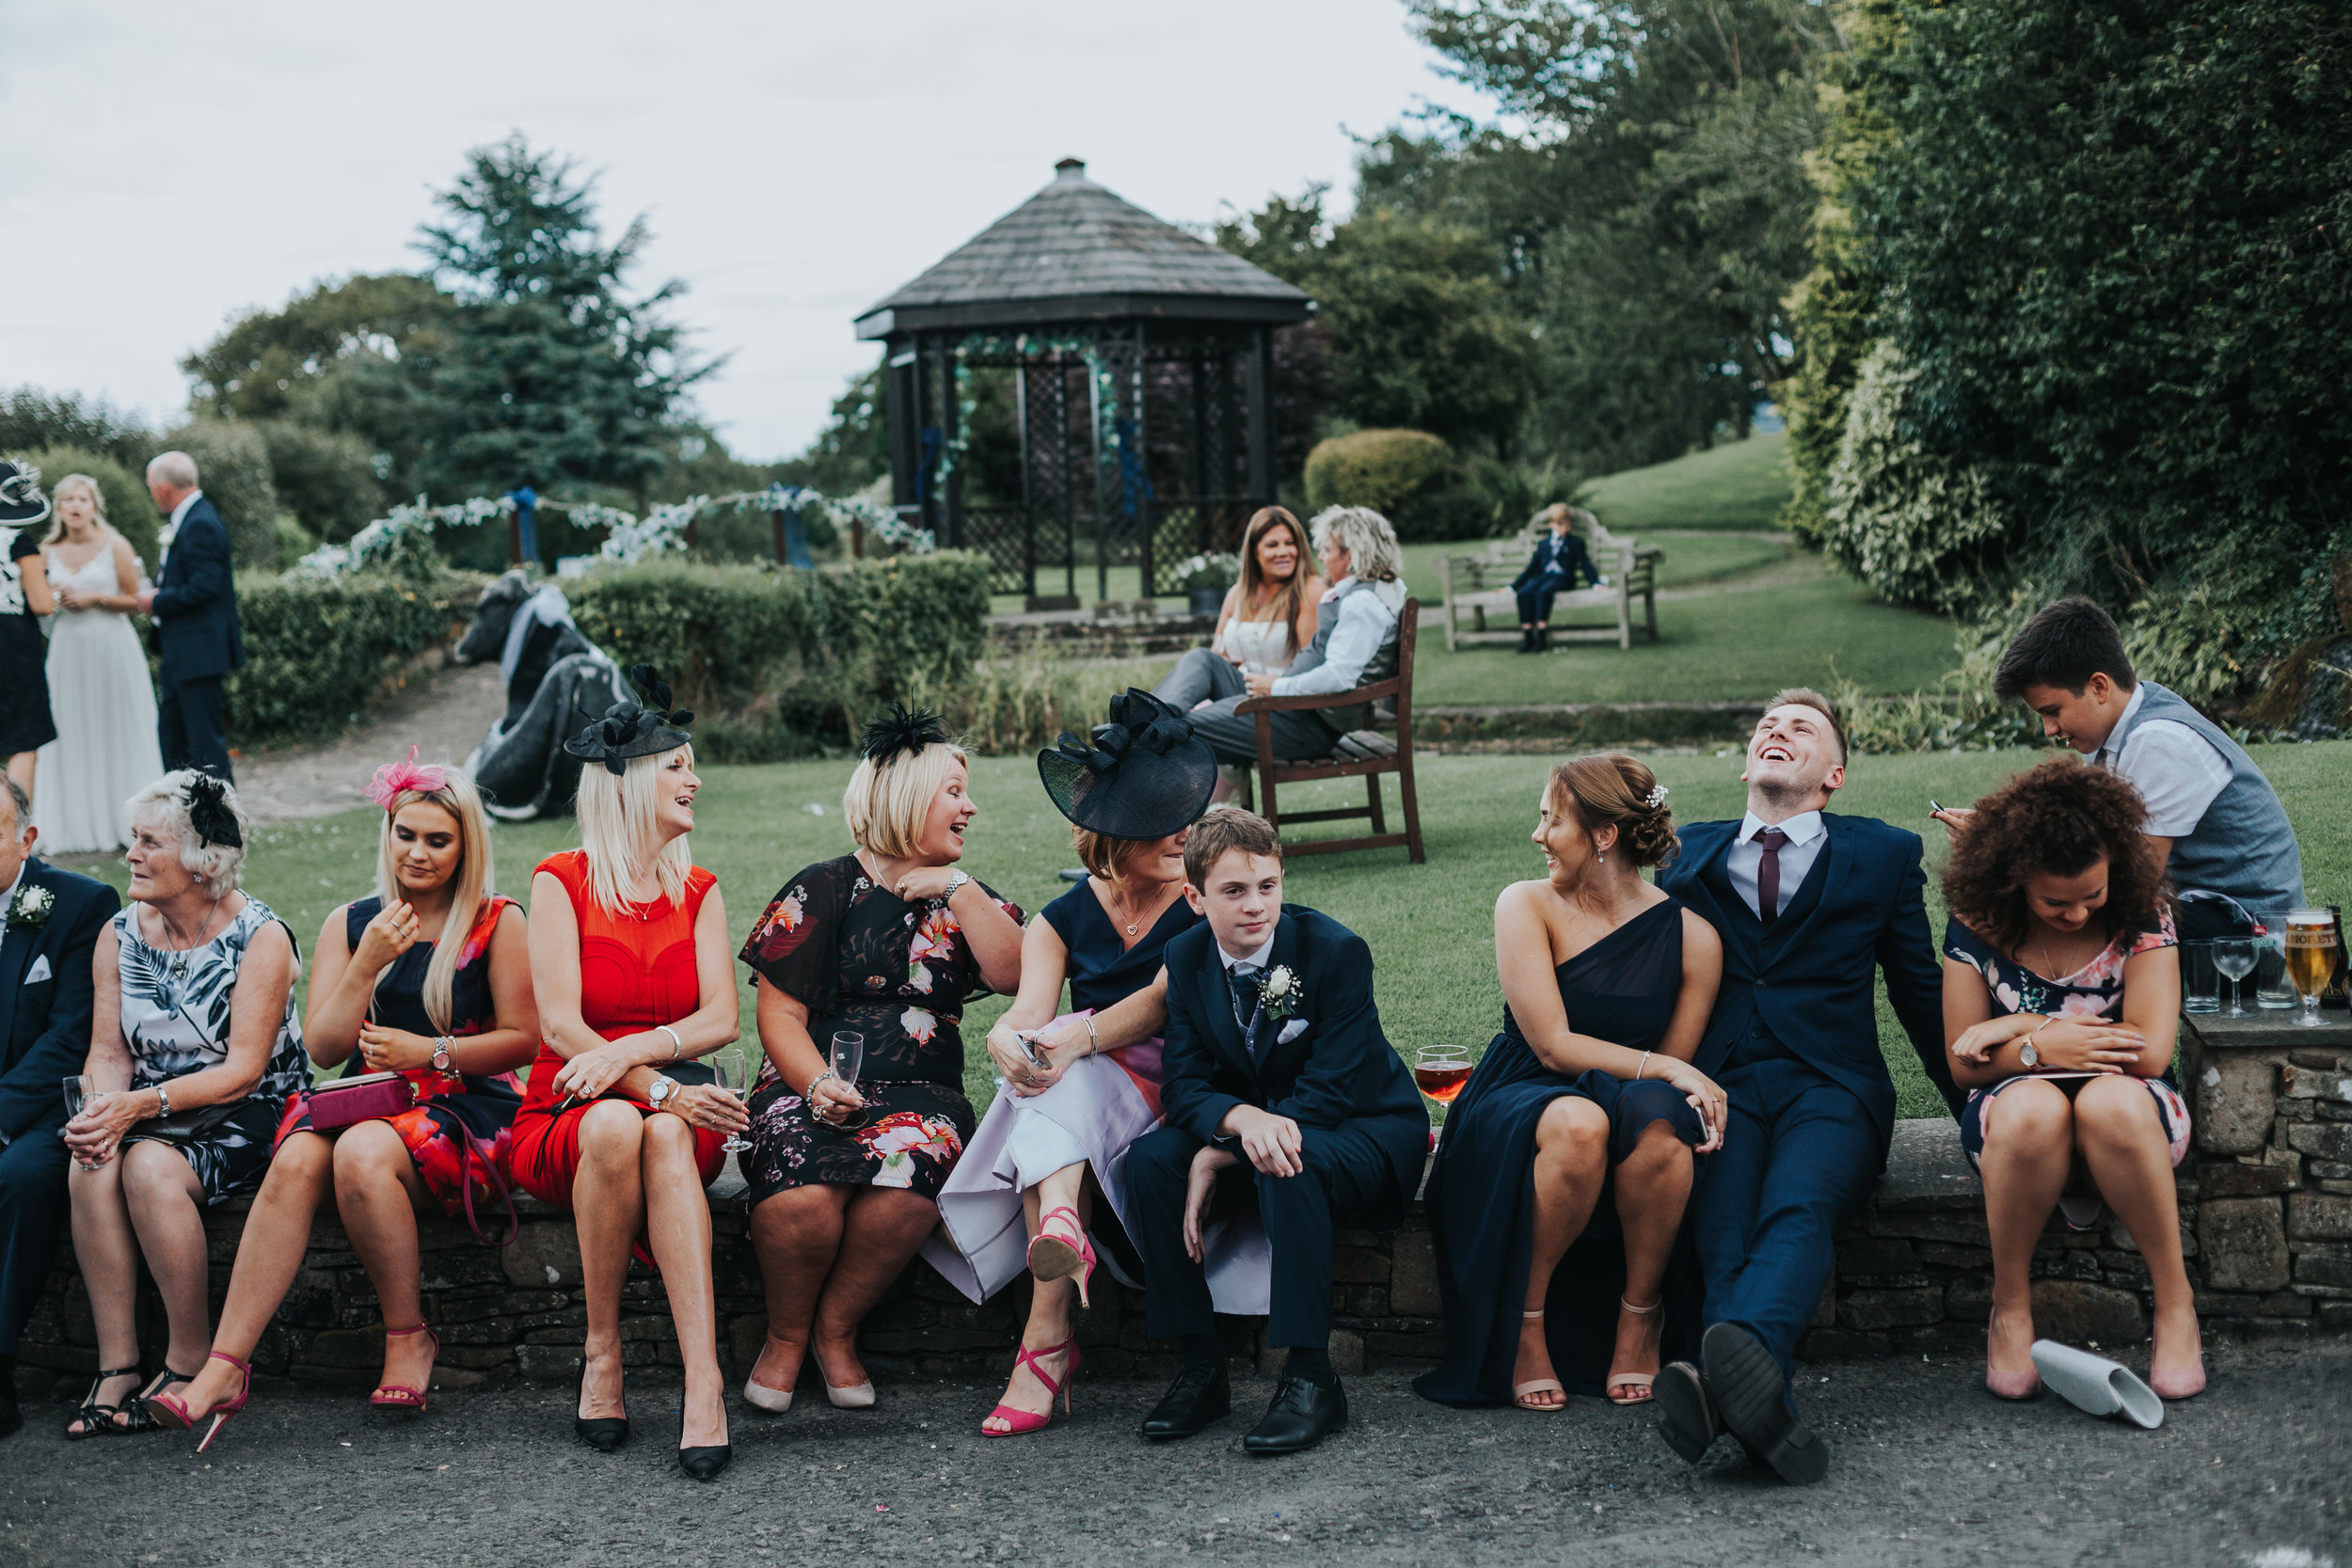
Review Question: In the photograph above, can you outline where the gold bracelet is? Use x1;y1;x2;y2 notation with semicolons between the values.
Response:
1085;1014;1100;1057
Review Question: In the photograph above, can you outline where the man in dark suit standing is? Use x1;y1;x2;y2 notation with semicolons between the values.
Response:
135;451;243;779
1653;688;1957;1483
0;778;120;1437
1125;808;1428;1455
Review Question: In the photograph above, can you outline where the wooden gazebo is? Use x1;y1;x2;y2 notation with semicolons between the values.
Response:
854;159;1311;606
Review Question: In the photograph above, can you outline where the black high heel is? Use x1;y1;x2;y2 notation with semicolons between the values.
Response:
573;1353;628;1453
677;1403;731;1481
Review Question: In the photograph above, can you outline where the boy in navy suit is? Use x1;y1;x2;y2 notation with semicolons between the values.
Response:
0;779;120;1438
1126;808;1427;1454
1510;504;1602;653
1654;688;1957;1483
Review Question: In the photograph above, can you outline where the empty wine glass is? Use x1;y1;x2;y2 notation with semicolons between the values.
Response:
2213;937;2256;1017
62;1075;103;1170
711;1052;753;1154
830;1030;866;1126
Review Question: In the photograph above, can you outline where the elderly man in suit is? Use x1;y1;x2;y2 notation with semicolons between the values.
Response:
135;451;243;780
0;778;120;1437
1653;688;1959;1484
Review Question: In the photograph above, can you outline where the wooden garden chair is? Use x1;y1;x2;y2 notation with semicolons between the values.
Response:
1232;596;1424;863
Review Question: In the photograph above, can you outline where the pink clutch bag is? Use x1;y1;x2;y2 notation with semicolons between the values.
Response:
307;1070;419;1132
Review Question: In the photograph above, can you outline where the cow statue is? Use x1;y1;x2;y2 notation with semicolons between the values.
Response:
453;571;635;819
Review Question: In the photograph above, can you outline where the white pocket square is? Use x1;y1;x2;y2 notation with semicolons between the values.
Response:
1276;1018;1309;1045
23;955;50;984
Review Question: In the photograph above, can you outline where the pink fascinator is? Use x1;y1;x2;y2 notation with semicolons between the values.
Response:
366;746;450;809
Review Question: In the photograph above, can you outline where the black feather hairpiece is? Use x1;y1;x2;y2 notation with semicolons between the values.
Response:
183;773;244;850
862;701;949;767
627;664;695;731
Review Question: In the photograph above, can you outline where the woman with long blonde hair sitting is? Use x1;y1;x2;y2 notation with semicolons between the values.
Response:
507;671;749;1480
153;752;537;1445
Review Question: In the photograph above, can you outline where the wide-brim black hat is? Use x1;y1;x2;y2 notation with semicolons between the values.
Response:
0;461;50;527
562;665;694;776
1038;689;1216;841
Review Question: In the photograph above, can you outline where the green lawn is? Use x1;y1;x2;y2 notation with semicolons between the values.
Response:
77;741;2348;1120
1580;430;1793;533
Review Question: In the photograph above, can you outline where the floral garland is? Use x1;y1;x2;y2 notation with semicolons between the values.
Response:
294;483;935;578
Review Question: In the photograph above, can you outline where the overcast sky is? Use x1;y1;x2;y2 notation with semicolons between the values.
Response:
2;0;1492;463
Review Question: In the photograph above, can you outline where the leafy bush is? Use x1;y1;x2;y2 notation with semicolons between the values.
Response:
257;421;385;544
0;388;153;471
1169;553;1240;594
19;447;163;572
565;552;994;751
274;515;320;572
1465;453;1581;540
228;571;480;747
166;420;280;570
1302;428;1476;542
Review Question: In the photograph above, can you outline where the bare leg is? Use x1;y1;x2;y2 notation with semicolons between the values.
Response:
1516;1096;1610;1408
333;1120;436;1398
639;1115;726;1449
119;1141;215;1380
570;1101;647;1423
983;1163;1090;1433
175;1132;337;1419
747;1182;851;1397
2072;1075;2203;1396
1607;1120;1693;1402
1979;1080;2074;1394
811;1188;946;1392
7;753;33;795
64;1154;145;1432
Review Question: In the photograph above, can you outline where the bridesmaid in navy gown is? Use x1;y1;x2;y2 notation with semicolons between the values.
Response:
1416;754;1726;1410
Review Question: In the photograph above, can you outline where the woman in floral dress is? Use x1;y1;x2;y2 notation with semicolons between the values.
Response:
736;705;1025;1412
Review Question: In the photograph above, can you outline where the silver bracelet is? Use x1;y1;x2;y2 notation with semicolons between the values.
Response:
804;1069;835;1101
1085;1014;1100;1056
1635;1050;1653;1082
658;1024;684;1061
155;1082;172;1117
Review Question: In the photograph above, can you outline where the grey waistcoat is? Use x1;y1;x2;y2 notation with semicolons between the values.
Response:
1280;579;1402;735
2105;681;2303;912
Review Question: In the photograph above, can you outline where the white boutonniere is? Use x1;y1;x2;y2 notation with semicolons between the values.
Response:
1259;964;1299;1022
8;882;54;929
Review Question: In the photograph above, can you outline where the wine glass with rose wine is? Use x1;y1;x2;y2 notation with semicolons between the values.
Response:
1413;1045;1472;1109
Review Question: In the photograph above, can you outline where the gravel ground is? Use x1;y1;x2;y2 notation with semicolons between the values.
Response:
6;1341;2344;1567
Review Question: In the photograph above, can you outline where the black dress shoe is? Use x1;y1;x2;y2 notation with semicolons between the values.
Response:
676;1407;731;1481
1653;1360;1719;1464
1702;1323;1826;1484
574;1359;628;1453
1141;1360;1231;1440
1242;1375;1346;1455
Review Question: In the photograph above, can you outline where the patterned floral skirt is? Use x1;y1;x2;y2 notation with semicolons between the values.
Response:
123;1092;283;1205
273;1078;519;1219
740;1073;975;1207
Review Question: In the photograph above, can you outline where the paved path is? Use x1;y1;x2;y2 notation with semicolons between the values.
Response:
229;662;506;826
6;1342;2344;1565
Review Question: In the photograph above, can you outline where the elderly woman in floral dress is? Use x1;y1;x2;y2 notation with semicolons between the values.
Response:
735;705;1025;1413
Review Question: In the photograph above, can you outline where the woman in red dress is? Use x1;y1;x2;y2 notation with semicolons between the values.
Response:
508;672;749;1481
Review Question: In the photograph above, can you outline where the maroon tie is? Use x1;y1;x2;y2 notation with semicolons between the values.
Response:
1755;826;1789;925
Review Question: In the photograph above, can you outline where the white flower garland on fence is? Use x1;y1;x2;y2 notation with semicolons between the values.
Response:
294;483;935;578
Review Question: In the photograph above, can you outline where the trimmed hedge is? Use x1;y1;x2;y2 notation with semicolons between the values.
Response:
1303;428;1477;543
226;571;481;748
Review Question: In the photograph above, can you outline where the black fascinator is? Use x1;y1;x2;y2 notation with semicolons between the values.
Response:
183;773;245;850
862;701;950;767
0;459;50;527
562;665;695;777
1037;689;1216;841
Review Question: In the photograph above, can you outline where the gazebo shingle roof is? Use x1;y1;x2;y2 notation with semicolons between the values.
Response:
854;159;1311;339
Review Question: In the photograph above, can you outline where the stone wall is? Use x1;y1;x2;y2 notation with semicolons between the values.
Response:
15;1013;2346;1398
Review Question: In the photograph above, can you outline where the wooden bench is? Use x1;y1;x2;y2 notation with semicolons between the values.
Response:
1232;595;1424;863
1436;509;1662;652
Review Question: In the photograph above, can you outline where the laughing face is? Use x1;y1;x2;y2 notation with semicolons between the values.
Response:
653;748;700;842
1741;702;1845;812
915;759;977;863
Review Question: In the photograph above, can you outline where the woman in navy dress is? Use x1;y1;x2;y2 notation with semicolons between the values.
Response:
1417;753;1726;1410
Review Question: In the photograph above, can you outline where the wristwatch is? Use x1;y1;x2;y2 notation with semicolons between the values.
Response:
431;1037;458;1079
648;1074;681;1112
2018;1037;2040;1069
942;870;970;903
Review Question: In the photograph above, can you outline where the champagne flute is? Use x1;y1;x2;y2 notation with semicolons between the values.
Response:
712;1049;754;1154
62;1075;103;1170
830;1030;866;1127
2284;909;2337;1029
2213;937;2257;1018
1413;1045;1472;1109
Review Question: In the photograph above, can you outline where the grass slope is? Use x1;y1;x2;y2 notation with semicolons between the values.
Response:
1581;430;1793;533
83;742;2348;1119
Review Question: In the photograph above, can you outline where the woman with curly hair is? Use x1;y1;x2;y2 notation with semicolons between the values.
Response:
1415;752;1726;1413
1940;756;2200;1402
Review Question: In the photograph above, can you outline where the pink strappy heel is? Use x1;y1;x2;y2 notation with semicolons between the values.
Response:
370;1323;439;1413
982;1338;1080;1437
149;1350;251;1452
1026;1206;1098;1309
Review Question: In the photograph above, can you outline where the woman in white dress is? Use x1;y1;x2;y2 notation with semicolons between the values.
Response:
34;474;163;851
925;691;1220;1437
1154;507;1325;705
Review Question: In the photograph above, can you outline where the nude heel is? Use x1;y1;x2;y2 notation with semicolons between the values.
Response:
1607;1296;1663;1405
1514;1309;1566;1411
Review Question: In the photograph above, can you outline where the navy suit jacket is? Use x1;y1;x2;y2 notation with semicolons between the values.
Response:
1510;532;1596;594
151;496;245;680
1158;905;1427;1199
0;859;119;1143
1659;814;1957;1154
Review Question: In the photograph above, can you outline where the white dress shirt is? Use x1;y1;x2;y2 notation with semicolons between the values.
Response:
1217;930;1279;973
1724;809;1826;922
1270;578;1405;697
2093;682;2231;840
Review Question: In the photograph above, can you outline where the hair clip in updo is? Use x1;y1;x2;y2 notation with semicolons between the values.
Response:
1644;784;1669;809
365;746;450;809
